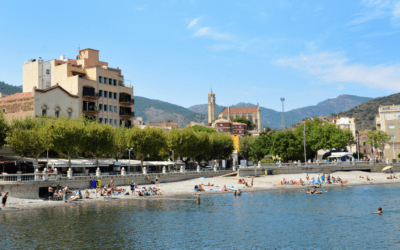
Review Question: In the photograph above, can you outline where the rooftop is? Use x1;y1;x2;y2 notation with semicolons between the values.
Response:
220;106;258;114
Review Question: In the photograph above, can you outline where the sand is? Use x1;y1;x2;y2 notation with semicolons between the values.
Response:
3;171;400;212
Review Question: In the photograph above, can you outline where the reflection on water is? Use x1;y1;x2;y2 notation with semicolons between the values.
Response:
1;184;400;249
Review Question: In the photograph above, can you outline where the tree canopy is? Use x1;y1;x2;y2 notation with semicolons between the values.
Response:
232;117;256;130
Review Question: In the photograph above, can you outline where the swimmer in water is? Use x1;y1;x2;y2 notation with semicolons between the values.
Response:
376;207;382;214
324;189;328;192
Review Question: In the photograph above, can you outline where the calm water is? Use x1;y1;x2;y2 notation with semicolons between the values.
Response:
1;184;400;249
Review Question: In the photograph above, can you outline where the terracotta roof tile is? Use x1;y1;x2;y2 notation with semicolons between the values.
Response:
220;106;258;114
0;92;33;101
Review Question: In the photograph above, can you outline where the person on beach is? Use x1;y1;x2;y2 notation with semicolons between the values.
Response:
84;189;89;199
306;174;309;180
251;178;254;187
2;192;8;208
78;189;83;199
109;177;114;187
130;181;136;195
376;207;382;214
155;175;159;185
222;185;228;191
48;186;53;200
321;173;325;182
63;185;70;202
237;189;241;195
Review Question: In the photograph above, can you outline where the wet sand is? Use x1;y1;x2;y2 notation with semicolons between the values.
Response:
3;171;400;212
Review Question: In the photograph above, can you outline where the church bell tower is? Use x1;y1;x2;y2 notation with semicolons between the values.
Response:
208;90;216;125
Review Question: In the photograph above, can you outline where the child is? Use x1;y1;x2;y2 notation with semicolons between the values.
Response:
376;207;382;214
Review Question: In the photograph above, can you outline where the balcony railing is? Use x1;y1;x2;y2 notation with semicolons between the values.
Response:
119;98;134;104
83;93;101;98
120;111;134;117
83;106;100;112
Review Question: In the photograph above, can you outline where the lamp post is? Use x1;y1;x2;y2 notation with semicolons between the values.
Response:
392;139;395;162
128;148;133;173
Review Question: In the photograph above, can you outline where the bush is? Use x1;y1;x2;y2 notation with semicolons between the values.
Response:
392;159;397;163
261;158;274;164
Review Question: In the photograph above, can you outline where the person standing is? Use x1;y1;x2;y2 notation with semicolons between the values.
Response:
48;186;53;200
130;181;136;195
2;192;8;208
155;175;159;185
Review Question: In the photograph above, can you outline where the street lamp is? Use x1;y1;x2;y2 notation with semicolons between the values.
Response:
128;148;133;173
303;123;306;164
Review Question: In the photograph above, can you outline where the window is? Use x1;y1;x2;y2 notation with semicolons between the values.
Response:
220;129;223;132
109;105;112;112
46;69;50;74
114;106;117;112
104;91;108;97
99;118;103;123
99;104;103;111
2;109;5;114
390;134;395;138
42;109;46;116
104;105;107;111
114;93;117;99
113;79;117;86
389;124;395;129
99;90;103;97
104;77;108;84
363;142;366;146
114;120;117;125
109;79;112;85
109;92;112;98
364;149;366;154
220;124;222;127
99;76;103;83
68;111;72;118
239;126;242;128
55;110;60;117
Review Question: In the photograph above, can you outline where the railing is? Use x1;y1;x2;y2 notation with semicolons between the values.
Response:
0;170;234;182
259;161;396;168
120;112;134;117
119;99;134;104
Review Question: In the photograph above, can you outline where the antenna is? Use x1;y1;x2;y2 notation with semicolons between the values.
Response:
280;98;285;130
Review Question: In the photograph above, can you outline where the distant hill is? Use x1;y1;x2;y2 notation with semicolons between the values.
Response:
189;95;373;129
188;104;225;116
0;81;22;94
135;96;207;127
329;93;400;130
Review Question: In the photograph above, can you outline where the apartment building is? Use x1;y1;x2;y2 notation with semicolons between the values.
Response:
376;105;400;161
22;48;134;127
212;119;247;136
358;130;373;159
331;117;356;152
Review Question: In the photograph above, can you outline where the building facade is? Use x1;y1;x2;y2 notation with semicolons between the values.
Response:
376;105;400;162
22;48;134;127
212;119;247;136
208;90;216;125
358;130;373;159
218;106;261;132
148;120;179;130
332;117;356;152
0;85;79;123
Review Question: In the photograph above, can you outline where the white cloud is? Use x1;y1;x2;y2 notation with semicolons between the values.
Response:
188;17;201;29
194;27;232;40
348;0;400;25
273;51;400;91
362;30;398;37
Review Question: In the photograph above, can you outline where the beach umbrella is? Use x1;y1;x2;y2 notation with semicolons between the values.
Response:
199;177;207;180
382;166;393;171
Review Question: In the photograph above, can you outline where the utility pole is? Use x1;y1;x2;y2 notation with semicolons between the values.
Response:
357;132;359;161
304;123;306;164
281;98;285;130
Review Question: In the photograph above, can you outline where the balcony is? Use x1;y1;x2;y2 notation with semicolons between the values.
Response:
83;106;100;115
82;93;101;100
120;111;135;118
119;98;134;105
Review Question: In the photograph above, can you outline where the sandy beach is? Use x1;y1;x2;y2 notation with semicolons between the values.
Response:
3;170;400;212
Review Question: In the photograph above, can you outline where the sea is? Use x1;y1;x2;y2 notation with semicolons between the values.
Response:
1;184;400;249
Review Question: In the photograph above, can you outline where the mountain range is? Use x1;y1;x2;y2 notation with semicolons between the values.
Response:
188;95;373;129
0;80;375;128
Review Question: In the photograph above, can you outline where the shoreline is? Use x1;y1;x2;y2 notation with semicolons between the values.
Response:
2;170;400;212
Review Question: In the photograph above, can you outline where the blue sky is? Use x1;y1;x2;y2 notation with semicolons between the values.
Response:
1;0;400;111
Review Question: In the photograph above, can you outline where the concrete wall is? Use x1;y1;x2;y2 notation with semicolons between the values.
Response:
34;87;79;118
0;171;231;199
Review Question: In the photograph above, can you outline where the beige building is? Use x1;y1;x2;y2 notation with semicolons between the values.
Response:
376;105;400;162
218;106;262;132
0;85;79;123
148;120;178;130
22;48;134;127
358;130;373;159
332;117;356;152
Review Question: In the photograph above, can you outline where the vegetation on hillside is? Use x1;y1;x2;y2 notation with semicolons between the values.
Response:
334;93;400;130
0;81;22;95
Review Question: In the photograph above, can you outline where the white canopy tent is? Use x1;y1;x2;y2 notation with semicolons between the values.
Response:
328;152;354;162
41;158;175;168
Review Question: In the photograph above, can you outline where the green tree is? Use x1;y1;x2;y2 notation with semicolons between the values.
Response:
80;121;115;169
0;112;9;150
6;117;52;170
270;131;303;162
208;132;234;160
250;132;274;161
128;127;167;168
367;130;390;160
190;125;216;133
232;117;256;130
239;136;257;160
110;126;129;162
167;128;196;163
49;116;85;169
